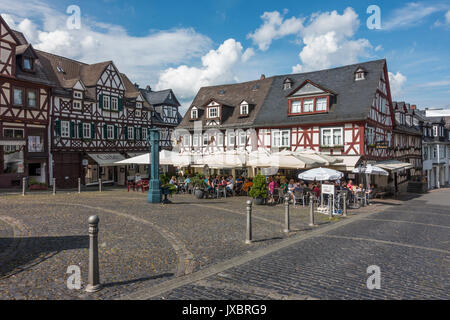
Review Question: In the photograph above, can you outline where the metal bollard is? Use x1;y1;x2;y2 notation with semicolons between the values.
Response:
245;200;252;244
86;215;101;293
99;179;102;192
52;178;56;195
309;193;316;227
283;194;290;233
22;177;26;196
343;192;347;217
78;178;81;194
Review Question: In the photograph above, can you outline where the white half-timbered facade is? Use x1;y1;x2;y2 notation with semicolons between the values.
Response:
37;50;153;188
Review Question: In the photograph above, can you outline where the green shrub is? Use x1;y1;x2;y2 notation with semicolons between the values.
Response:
249;174;268;199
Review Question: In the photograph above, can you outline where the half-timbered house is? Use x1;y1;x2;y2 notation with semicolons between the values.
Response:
177;59;409;182
36;51;153;188
139;86;182;150
392;102;423;192
0;16;54;188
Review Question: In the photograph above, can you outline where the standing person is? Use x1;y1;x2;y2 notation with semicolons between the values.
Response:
268;177;278;205
366;184;374;205
347;180;354;190
226;175;234;194
312;183;321;199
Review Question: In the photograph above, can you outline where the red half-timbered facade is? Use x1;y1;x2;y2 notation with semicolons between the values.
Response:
178;59;396;175
0;17;53;188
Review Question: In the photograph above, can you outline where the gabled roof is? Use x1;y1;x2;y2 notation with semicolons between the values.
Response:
253;59;388;127
178;77;274;129
140;88;181;107
286;79;337;97
80;61;113;86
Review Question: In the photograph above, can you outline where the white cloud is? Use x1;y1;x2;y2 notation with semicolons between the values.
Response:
389;72;407;98
1;1;212;88
247;10;304;51
155;39;251;101
292;8;372;72
383;2;449;30
446;10;450;23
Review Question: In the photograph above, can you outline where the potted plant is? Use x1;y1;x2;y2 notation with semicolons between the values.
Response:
191;175;206;199
29;179;48;190
248;174;268;205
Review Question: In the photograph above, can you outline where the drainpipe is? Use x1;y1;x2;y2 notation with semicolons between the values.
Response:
437;145;440;189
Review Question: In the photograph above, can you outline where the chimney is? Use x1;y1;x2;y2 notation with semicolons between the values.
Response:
146;85;152;92
260;74;265;80
411;105;416;110
134;83;139;89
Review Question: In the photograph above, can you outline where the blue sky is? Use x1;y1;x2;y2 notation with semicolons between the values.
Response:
1;0;450;112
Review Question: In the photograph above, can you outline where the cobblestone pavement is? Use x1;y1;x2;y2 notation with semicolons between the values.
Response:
0;188;376;300
124;189;449;300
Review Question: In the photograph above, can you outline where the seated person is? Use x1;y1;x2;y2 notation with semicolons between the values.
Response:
242;178;253;193
226;175;234;192
236;176;244;188
184;175;191;188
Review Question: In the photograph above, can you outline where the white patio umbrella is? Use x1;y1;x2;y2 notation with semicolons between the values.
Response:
352;164;388;176
269;150;310;169
298;167;344;181
115;150;181;166
247;148;272;167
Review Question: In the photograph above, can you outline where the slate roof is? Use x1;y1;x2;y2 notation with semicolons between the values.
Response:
178;77;274;129
10;31;54;87
392;101;422;135
253;59;387;127
140;88;181;107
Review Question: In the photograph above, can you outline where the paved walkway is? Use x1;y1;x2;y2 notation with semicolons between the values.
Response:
0;189;371;299
121;189;450;300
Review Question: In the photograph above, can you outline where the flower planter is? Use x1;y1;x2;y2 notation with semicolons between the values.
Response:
29;185;48;190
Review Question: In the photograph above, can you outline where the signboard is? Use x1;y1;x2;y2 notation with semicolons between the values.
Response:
322;184;335;195
375;141;389;149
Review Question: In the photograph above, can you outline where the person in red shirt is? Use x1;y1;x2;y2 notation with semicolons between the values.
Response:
312;183;321;199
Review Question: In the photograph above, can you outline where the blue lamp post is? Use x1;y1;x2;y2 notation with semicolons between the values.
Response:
147;127;162;203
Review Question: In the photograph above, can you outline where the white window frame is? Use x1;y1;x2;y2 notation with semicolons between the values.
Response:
228;131;236;147
83;123;91;139
321;127;343;147
128;127;134;140
135;109;141;117
103;95;110;110
217;133;224;146
136;102;142;109
303;99;314;113
208;107;219;118
73;91;83;99
316;97;327;111
239;131;247;146
203;134;209;146
73;100;82;110
291;100;301;113
142;128;147;141
107;125;114;140
61;121;70;138
272;130;290;148
193;134;199;147
111;97;118;111
240;104;248;115
191;108;198;119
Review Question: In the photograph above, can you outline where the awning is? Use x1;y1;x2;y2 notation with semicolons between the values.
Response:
127;152;146;158
375;160;413;173
88;153;126;166
330;156;361;171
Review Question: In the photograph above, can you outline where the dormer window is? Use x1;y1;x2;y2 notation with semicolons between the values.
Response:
240;102;249;116
73;91;83;99
355;68;366;81
191;107;198;119
208;107;219;118
136;102;142;108
283;78;293;90
289;96;330;115
23;58;33;71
